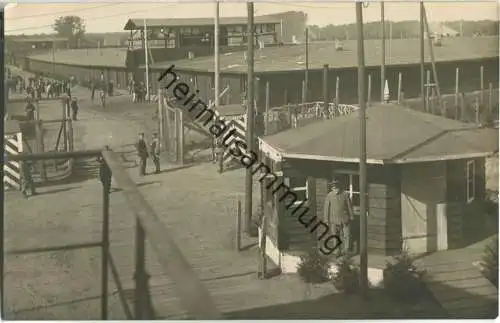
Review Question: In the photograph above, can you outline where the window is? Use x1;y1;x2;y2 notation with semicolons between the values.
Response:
466;160;475;203
330;172;360;207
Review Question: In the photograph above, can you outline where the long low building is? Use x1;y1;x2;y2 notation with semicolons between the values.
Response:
25;36;499;107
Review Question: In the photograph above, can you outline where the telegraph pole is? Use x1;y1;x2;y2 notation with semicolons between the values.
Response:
214;1;220;112
380;2;385;102
356;2;369;298
245;2;255;234
304;27;309;102
420;1;426;110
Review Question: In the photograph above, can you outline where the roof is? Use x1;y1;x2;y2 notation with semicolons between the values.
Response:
124;16;280;30
261;104;499;164
149;36;498;74
28;48;128;68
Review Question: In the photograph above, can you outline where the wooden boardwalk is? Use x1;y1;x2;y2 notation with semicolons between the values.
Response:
415;238;498;319
106;162;336;319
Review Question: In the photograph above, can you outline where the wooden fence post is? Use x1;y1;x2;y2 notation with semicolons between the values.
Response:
426;70;431;113
460;93;466;122
258;214;267;279
322;64;329;105
301;80;306;104
236;200;242;251
397;72;403;104
480;65;484;105
158;89;164;152
35;120;47;181
134;219;151;319
454;67;460;109
335;76;340;105
475;96;480;124
367;74;372;105
100;160;111;320
178;109;184;165
173;108;178;162
265;81;270;136
488;82;493;115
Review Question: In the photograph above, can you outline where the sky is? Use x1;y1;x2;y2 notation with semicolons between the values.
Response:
4;1;499;35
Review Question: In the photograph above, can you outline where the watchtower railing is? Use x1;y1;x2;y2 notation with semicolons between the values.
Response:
264;101;359;136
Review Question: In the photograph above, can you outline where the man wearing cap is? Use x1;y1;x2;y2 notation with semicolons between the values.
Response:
323;178;354;256
135;133;149;176
150;133;161;174
71;97;79;121
25;98;36;121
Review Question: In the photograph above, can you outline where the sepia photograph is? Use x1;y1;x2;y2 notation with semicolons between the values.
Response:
2;1;499;320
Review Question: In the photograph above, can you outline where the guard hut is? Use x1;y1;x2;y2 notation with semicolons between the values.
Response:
4;120;24;190
258;103;498;274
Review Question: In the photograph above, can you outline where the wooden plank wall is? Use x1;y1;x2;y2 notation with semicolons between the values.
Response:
367;165;402;255
281;159;402;256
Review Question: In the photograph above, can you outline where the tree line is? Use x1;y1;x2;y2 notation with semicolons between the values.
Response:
308;20;499;41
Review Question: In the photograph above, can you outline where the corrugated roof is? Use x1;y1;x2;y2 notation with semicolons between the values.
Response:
262;104;498;163
28;48;128;68
150;36;498;74
8;36;68;43
124;16;280;30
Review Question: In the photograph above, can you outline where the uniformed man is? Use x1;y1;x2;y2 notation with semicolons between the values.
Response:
98;156;112;191
135;133;149;176
323;178;354;255
21;161;36;198
70;97;79;121
150;133;161;174
216;136;224;173
25;98;36;120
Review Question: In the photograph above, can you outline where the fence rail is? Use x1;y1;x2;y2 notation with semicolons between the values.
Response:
8;148;221;320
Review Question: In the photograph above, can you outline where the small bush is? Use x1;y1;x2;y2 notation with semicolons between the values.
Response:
384;249;426;303
331;256;360;293
481;236;498;288
297;247;331;284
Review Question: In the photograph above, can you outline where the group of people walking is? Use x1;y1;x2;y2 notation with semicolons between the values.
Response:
128;79;150;103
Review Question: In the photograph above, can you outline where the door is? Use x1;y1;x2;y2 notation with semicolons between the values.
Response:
401;163;447;254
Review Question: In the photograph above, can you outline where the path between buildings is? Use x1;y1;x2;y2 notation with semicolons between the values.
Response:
415;237;498;319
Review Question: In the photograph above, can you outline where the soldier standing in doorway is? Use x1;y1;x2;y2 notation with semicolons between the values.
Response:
21;161;36;198
323;178;354;256
135;132;149;176
150;133;161;174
